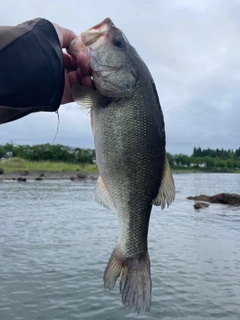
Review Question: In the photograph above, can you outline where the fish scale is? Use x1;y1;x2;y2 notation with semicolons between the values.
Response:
69;17;175;313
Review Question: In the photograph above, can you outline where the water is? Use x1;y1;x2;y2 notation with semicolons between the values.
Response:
0;173;240;320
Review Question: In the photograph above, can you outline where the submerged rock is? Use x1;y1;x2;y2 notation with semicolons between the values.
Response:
77;172;88;179
70;173;89;181
194;202;209;210
35;176;43;181
187;193;240;206
188;195;209;202
17;177;27;182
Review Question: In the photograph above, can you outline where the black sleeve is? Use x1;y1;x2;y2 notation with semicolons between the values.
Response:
0;18;64;124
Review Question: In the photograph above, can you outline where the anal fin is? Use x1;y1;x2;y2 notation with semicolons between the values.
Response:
94;175;116;212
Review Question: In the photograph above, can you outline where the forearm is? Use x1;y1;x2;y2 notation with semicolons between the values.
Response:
0;18;64;124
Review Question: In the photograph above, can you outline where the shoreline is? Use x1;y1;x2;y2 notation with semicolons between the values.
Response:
0;170;239;182
0;171;99;181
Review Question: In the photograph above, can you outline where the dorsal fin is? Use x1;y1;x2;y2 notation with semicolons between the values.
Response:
152;155;175;209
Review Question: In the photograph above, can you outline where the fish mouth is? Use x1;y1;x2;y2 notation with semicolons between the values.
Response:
68;18;114;56
81;18;114;47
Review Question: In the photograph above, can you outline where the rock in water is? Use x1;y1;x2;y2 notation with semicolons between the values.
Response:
194;202;209;210
188;193;240;206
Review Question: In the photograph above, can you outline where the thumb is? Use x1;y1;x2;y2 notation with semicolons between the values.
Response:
52;22;77;48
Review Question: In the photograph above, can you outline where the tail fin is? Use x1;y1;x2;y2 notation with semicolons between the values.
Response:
104;246;152;313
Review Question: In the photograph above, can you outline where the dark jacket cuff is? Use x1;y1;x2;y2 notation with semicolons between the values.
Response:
0;18;64;124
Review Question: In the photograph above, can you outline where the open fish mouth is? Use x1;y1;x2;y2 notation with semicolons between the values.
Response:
81;18;114;47
68;18;113;56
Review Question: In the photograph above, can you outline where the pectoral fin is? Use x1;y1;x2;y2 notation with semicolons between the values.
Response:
90;110;94;136
152;155;175;209
72;84;107;109
94;175;116;212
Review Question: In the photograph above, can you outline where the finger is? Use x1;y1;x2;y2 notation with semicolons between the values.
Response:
76;68;83;82
63;53;77;70
82;76;95;89
67;71;94;89
61;28;76;48
53;23;77;48
68;71;81;88
61;70;74;104
76;52;92;76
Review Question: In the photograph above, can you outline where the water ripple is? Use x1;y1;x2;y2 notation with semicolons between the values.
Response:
0;174;240;319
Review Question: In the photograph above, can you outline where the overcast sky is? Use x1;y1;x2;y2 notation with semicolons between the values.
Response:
0;0;239;155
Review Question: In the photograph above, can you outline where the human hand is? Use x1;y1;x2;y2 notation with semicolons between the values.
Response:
53;23;94;104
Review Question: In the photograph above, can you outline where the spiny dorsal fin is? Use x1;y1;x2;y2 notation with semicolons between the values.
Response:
94;175;117;212
152;155;175;209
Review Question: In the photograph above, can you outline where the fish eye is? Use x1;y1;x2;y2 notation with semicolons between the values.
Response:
113;37;124;48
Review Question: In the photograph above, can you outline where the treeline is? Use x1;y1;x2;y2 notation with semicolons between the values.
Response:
167;147;240;171
0;143;95;164
192;147;240;158
1;143;240;171
167;153;240;170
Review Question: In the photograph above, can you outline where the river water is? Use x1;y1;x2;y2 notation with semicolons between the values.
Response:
0;173;240;320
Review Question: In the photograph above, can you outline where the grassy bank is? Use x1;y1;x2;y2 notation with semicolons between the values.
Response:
171;166;240;173
1;157;240;174
0;158;98;173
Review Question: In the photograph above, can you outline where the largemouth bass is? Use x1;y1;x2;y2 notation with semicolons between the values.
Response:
69;18;175;313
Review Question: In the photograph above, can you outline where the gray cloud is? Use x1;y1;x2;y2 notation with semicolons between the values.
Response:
0;0;239;155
